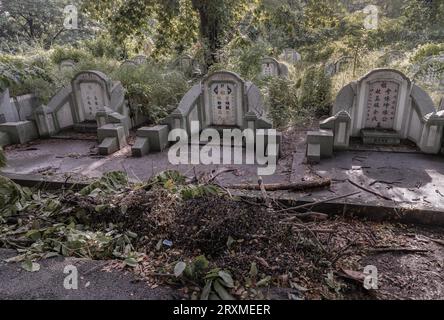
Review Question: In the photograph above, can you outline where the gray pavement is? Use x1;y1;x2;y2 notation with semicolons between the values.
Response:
0;249;177;300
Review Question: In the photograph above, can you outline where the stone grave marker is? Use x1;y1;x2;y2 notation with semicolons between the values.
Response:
59;59;76;71
279;49;301;64
306;69;444;162
260;57;288;78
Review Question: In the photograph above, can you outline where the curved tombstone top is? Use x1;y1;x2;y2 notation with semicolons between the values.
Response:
71;71;114;122
411;84;436;118
202;70;247;127
279;49;301;64
332;82;357;115
59;59;76;71
261;57;286;78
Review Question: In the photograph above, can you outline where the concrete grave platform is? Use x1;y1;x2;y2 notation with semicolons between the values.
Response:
2;135;444;225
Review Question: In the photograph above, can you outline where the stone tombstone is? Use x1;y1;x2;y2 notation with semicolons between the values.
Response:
71;71;112;122
364;80;399;130
132;55;148;65
335;56;353;73
203;71;244;127
279;49;301;64
309;69;444;160
261;57;280;77
59;59;76;71
0;89;20;124
176;54;193;72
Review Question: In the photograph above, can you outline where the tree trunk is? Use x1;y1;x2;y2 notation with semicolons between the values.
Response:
191;0;221;67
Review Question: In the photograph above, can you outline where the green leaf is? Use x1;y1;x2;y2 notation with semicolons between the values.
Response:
257;276;272;287
26;229;41;241
226;236;235;249
124;257;138;268
21;260;40;272
218;270;234;288
249;262;258;278
200;280;213;300
213;279;235;300
174;261;187;277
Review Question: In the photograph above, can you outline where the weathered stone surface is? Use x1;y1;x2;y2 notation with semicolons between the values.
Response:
0;121;38;144
306;143;321;163
132;137;150;157
307;130;334;158
0;131;11;147
0;89;19;123
136;125;169;152
97;124;127;151
98;137;119;156
328;69;444;155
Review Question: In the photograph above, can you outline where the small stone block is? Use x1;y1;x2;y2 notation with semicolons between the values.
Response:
0;121;38;144
97;124;127;149
307;130;333;158
136;125;169;152
0;131;11;147
132;137;150;157
306;143;321;163
98;137;118;155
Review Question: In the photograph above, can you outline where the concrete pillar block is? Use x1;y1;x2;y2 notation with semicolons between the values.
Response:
0;121;38;144
132;137;150;157
136;125;169;152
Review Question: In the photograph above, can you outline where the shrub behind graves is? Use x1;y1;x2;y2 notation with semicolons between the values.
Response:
113;64;190;124
299;66;332;117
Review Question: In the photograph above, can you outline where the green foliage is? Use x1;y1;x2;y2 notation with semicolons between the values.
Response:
113;63;189;124
50;46;89;64
79;171;129;196
299;65;332;117
266;77;299;128
0;148;5;168
82;35;126;60
411;43;444;63
0;54;56;102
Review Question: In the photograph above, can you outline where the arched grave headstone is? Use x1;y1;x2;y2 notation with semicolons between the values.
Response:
59;59;76;72
132;70;279;157
260;57;288;78
306;69;444;162
279;49;301;65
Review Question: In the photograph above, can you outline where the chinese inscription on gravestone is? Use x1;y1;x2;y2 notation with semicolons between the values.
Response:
211;82;236;126
365;81;399;129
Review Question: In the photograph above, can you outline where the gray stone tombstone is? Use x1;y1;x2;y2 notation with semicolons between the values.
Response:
71;71;112;123
59;59;76;72
307;69;444;162
132;55;148;65
279;49;301;64
261;57;288;78
0;89;20;124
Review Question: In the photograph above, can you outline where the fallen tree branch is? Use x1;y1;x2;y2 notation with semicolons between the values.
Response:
347;179;393;201
276;191;361;213
368;247;429;254
227;178;331;192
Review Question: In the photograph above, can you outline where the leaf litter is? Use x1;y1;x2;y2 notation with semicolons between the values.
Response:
0;171;443;299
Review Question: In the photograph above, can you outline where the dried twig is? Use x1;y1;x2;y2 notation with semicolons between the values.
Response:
347;179;392;201
276;191;361;213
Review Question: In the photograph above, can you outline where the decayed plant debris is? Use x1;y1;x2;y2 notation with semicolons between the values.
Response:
1;171;443;300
